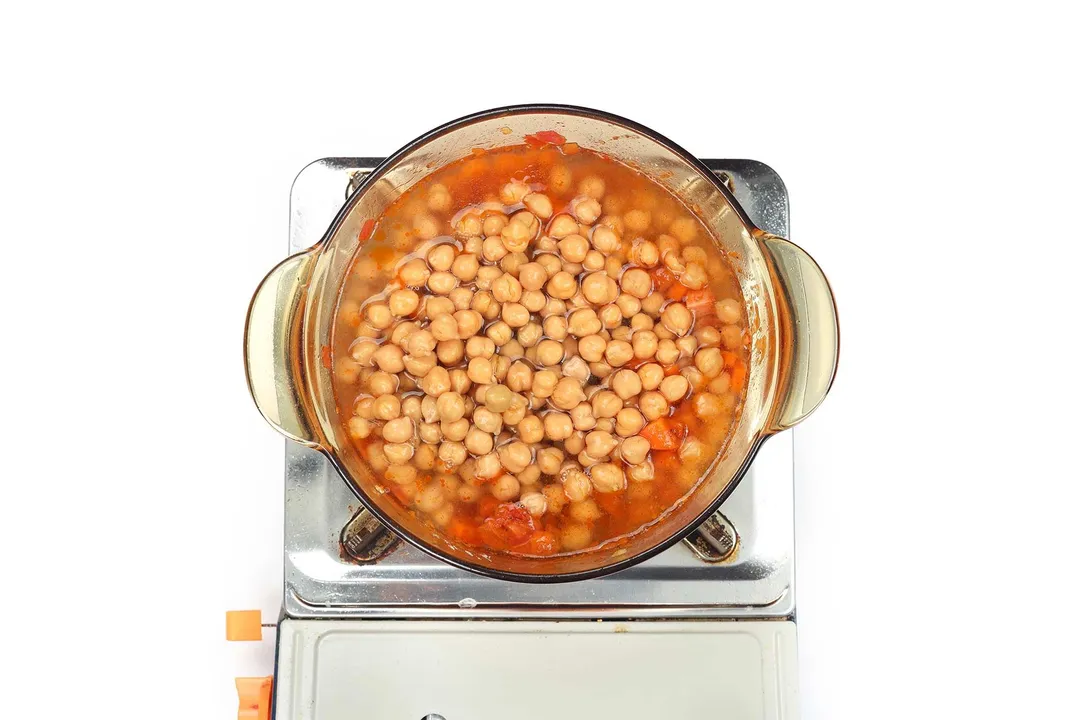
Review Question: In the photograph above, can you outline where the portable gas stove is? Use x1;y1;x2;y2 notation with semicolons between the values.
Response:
232;158;799;720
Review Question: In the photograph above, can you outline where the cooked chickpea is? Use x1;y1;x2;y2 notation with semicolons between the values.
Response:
615;293;641;319
537;447;564;475
544;271;577;300
475;453;501;478
426;244;455;271
577;334;607;363
425;296;455;318
680;438;707;464
693;392;725;420
554;234;588;264
620;436;651;465
435;391;465;422
590;463;626;493
501;212;538;253
523;192;553;219
598;304;622;330
632;240;659;267
715;325;741;351
365;302;392;330
510;262;543;292
413;213;439;241
641;292;665;317
694;347;724;378
455;212;482;238
475;265;502;291
533;253;560;278
551;377;585;410
620;268;652;299
562;467;593;502
639;391;669;421
591;390;622;419
610;368;643;400
470;407;501;436
498;441;532;474
384;442;415;465
579;272;614;305
399;258;431;287
604;340;634;367
347;416;372;440
381;416;414;444
436;340;464;366
491;273;522;303
709;372;732;394
505;361;532;392
368;369;399;395
420;366;451;396
531;370;558;399
590;225;620;254
464;427;494;456
426;314;455;343
484;320;510;346
528;339;559;366
499;302;528;328
660;374;690;402
449;252;479;282
572;196;602;224
500;179;530;205
349;339;378;366
567;308;602;337
615;408;646;437
717;297;742;325
482;212;508;237
628;462;655;483
544;213;575;239
466;336;496;359
427;271;458;295
511;413;540;443
438;441;467;468
566;401;595;431
540;316;567;343
492;473;521;502
680;262;707;290
585;431;619;459
661;302;692;335
482;235;508;263
484;384;513;413
466;357;493;385
544;412;574;440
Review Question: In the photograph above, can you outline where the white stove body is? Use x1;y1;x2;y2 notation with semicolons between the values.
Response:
270;158;800;720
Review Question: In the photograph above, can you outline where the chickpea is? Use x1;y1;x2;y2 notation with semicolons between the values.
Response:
628;462;655;483
530;253;558;278
484;384;513;413
561;467;593;503
505;361;533;392
560;399;594;430
482;235;509;263
425;244;454;271
708;296;740;325
354;395;376;420
693;392;725;420
497;441;532;474
694;347;724;378
502;212;538;253
462;358;490;386
590;390;622;419
399;258;431;287
552;234;586;264
493;355;511;382
514;490;545;518
604;340;634;367
384;442;415;465
492;473;521;502
632;240;659;267
695;325;722;348
610;368;643;400
615;294;641;319
450;288;473;312
420;395;439;423
620;268;652;299
711;325;740;352
615;408;646;437
448;252;478;282
365;302;392;330
433;391;464;422
624;331;656;362
536;447;564;475
639;391;669;421
413;213;439;241
500;179;530;205
475;453;501;479
590;463;626;493
661;302;693;335
463;426;494;455
544;412;574;440
425;296;455;318
542;213;574;239
438;441;467;468
483;212;508;237
524;371;554;402
618;436;650;465
585;224;618;255
369;367;400;394
349;339;378;366
577;334;607;363
542;271;575;300
347;416;372;440
420;366;451;396
522;192;553;219
594;305;618;331
549;377;584;410
497;302;527;328
523;340;559;368
536;318;565;345
455;212;482;238
465;336;496;360
436;340;464;366
448;311;480;341
425;315;454;343
464;236;484;255
457;484;480;503
567;308;602;337
660;374;690;402
400;396;422;423
486;320;512;346
569;195;600;224
652;339;679;367
491;273;522;303
379;416;412;444
680;438;707;464
578;272;613;305
622;209;651;235
664;251;686;275
475;266;502;291
680;262;707;290
403;354;435;378
585;430;619;459
410;443;436;471
427;271;458;295
709;372;733;394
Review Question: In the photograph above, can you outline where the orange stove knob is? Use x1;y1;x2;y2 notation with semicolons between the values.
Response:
225;610;263;641
235;676;272;720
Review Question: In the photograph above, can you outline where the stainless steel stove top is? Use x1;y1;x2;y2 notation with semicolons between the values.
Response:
282;158;794;620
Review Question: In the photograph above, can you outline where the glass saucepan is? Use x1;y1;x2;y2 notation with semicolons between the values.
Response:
244;105;838;582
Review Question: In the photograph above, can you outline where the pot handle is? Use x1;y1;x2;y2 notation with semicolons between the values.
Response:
243;246;321;447
759;234;839;433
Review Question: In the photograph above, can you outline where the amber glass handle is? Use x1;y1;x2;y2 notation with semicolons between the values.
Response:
243;247;321;447
760;235;839;433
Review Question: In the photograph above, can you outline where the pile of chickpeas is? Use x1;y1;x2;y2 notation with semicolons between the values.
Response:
333;150;748;555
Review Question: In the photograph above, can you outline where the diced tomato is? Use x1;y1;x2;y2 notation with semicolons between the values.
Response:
358;218;375;242
720;350;739;369
640;419;686;450
320;345;332;370
478;503;535;550
685;288;717;316
447;517;481;545
524;130;567;147
667;282;689;301
651;266;678;292
524;530;558;556
477;494;500;518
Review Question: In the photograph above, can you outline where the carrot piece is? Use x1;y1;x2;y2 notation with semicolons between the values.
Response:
729;359;747;391
667;282;689;301
720;350;739;369
358;218;375;242
640;419;686;450
562;142;580;155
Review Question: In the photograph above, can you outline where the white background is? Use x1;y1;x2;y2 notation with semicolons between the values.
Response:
2;2;1077;718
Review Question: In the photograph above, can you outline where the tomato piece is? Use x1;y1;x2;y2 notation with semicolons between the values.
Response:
640;419;686;450
524;130;567;147
447;517;481;545
720;350;739;369
667;282;689;301
685;288;717;316
525;530;558;556
478;503;536;550
651;266;678;291
477;494;500;518
358;218;375;242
